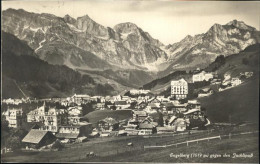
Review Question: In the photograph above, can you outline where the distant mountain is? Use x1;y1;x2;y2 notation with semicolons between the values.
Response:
161;20;260;75
2;8;167;71
2;8;260;92
143;44;260;93
2;31;116;98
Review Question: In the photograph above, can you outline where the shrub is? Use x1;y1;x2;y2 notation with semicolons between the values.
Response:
51;140;64;151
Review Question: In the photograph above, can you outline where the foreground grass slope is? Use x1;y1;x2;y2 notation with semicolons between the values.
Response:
2;127;258;163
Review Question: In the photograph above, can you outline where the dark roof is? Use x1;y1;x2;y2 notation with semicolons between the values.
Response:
139;123;155;129
149;103;159;108
100;117;118;125
22;129;52;144
162;102;174;108
21;122;44;132
156;127;175;131
115;101;127;105
133;111;147;117
56;133;79;139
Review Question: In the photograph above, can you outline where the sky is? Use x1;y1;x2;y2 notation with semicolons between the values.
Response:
2;0;260;44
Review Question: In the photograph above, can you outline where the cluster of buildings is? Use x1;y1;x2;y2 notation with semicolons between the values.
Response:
1;69;254;150
2;102;92;149
170;70;247;99
90;98;208;137
2;108;25;128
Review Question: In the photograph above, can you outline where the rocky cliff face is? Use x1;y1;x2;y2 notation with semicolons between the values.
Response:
2;9;260;76
163;20;260;72
2;8;167;71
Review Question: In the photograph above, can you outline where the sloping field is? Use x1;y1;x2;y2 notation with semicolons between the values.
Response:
198;78;259;123
83;110;132;124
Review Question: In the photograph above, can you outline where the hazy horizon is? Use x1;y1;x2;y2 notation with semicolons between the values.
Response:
2;0;260;44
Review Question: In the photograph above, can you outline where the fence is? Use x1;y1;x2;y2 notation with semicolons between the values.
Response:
7;127;257;162
143;130;259;150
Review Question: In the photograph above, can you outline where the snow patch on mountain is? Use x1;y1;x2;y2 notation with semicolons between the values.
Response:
120;31;134;40
35;39;46;52
67;23;83;33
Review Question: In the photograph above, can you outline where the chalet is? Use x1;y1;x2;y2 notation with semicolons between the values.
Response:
68;116;81;125
123;124;138;136
61;100;69;107
198;88;214;98
129;89;150;95
245;72;253;78
138;123;156;135
224;73;231;81
192;71;213;83
141;116;155;124
147;103;160;111
113;95;122;101
122;96;130;101
22;129;56;149
144;106;157;114
114;100;130;110
127;118;139;126
132;111;148;122
96;103;106;110
21;122;45;133
172;104;187;114
90;96;101;102
56;122;92;140
156;126;175;134
160;102;174;113
68;106;82;116
2;98;15;104
156;96;166;102
168;116;178;126
219;83;232;91
173;118;187;132
71;94;91;104
97;117;119;131
136;101;147;109
3;108;25;128
187;100;201;110
137;96;150;102
184;108;203;119
100;97;106;103
231;78;242;86
148;98;161;104
168;116;187;131
210;78;221;85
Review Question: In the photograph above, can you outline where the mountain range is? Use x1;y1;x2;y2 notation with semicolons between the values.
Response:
2;31;115;98
2;8;260;97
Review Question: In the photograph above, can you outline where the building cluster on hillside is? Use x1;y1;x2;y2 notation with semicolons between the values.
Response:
189;69;249;95
1;69;254;151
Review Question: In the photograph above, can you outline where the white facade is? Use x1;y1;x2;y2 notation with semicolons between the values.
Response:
231;78;242;86
171;78;188;100
192;71;213;83
3;108;23;128
129;89;150;95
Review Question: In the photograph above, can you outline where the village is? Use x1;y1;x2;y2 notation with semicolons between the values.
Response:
1;70;254;153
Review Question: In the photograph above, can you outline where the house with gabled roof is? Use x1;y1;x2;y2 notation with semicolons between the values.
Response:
22;129;56;149
97;117;119;131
